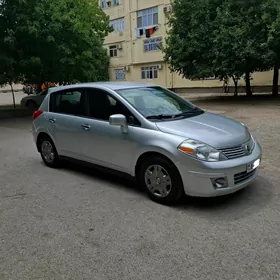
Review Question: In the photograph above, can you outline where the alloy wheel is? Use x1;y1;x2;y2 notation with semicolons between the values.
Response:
144;164;172;198
41;140;55;164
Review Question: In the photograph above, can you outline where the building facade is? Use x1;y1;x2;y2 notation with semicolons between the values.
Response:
101;0;275;91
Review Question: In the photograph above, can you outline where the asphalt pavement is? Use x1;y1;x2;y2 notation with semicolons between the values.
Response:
0;117;279;280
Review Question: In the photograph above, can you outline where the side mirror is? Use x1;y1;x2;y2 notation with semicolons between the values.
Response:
109;114;128;133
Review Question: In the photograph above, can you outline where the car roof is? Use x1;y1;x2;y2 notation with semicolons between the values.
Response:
48;82;157;93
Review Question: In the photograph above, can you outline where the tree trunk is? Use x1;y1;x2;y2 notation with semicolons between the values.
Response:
9;82;16;108
245;72;252;96
232;76;238;96
272;64;279;96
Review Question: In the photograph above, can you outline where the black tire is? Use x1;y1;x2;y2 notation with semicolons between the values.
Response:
38;136;60;168
139;156;184;205
26;100;37;110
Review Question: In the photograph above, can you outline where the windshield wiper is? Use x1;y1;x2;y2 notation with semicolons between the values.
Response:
146;114;174;120
173;107;204;118
146;108;204;120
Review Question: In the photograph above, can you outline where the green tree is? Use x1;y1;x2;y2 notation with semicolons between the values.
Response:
0;0;112;89
268;2;280;95
164;0;223;81
164;0;277;96
0;24;22;108
0;54;21;108
214;0;277;96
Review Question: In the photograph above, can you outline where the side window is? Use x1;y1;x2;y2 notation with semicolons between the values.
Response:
50;89;86;116
87;88;141;126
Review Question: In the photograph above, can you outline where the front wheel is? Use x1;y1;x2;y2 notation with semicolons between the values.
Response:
139;156;184;205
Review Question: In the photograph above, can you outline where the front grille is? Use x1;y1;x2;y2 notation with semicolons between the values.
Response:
218;145;246;159
218;137;255;160
234;169;256;185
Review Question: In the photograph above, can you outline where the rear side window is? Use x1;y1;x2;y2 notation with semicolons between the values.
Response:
50;89;86;116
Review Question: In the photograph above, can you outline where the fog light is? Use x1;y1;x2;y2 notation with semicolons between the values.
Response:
211;177;228;189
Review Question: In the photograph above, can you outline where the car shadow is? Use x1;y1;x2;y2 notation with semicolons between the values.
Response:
58;160;273;221
176;174;274;221
60;160;146;197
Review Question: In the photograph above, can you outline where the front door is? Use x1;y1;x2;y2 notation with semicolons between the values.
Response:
47;88;87;159
80;88;141;174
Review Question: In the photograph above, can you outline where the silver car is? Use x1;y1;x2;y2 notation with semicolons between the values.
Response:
32;82;262;205
21;89;49;110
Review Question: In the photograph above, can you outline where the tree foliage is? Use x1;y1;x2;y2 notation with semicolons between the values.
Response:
0;0;112;86
164;0;279;96
267;1;280;95
213;0;277;95
164;0;223;80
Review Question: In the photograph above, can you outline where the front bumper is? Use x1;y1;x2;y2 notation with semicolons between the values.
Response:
176;141;262;197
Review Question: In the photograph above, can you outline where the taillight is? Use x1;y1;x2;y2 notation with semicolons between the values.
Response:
32;110;43;120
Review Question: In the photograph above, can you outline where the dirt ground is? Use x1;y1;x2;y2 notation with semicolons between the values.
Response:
191;95;280;182
1;95;280;280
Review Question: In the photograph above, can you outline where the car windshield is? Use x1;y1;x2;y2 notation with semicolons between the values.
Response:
116;86;203;120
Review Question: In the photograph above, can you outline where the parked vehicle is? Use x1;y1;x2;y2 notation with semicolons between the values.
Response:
23;84;37;95
32;82;262;205
21;89;48;110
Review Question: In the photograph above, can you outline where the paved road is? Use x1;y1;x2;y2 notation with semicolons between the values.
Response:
0;117;279;280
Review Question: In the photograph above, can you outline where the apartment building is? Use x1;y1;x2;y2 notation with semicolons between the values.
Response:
101;0;275;91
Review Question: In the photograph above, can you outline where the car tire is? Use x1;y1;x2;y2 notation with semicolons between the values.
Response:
139;156;184;205
39;136;60;168
26;100;37;110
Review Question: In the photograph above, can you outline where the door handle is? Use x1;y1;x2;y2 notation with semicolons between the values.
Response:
49;118;56;123
81;124;91;130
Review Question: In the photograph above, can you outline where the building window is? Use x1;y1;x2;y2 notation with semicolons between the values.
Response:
137;7;158;28
115;69;126;80
109;45;118;57
144;37;162;52
110;17;125;31
141;66;158;79
101;0;118;8
101;0;106;8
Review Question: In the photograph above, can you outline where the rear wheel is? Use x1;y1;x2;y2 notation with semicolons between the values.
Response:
26;100;37;110
139;156;184;205
39;136;60;168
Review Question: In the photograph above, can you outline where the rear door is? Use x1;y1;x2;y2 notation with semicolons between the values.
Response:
46;88;88;159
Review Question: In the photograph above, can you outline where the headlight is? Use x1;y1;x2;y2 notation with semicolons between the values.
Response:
178;139;227;162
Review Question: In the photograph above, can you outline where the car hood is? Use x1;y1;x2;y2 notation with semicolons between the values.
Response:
155;112;250;148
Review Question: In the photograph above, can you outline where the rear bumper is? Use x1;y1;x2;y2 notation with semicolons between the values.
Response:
176;141;262;197
32;123;39;148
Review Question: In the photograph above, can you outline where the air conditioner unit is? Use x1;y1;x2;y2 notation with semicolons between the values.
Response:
163;6;173;13
157;64;163;70
123;65;130;72
117;44;123;50
107;1;111;7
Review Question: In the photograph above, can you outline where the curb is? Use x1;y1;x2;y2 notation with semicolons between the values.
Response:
0;89;22;94
0;108;33;119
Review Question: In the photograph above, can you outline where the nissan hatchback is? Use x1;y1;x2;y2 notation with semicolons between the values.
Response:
32;82;262;205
